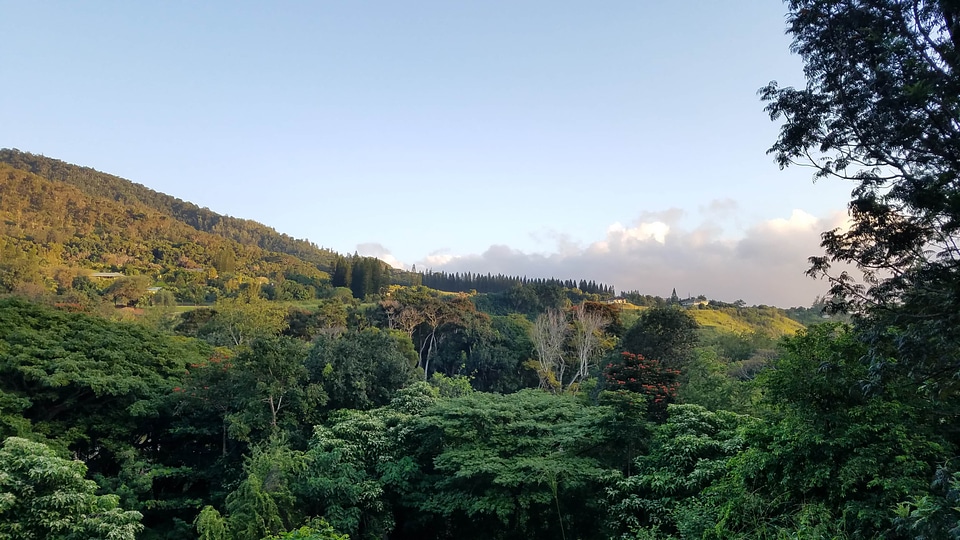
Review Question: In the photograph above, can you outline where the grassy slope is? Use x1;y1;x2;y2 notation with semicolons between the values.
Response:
689;307;805;336
617;303;806;337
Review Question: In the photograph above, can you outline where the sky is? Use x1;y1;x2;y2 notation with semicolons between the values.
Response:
1;1;856;307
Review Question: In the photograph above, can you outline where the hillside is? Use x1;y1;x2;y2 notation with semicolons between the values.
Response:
0;149;338;266
0;162;333;301
0;149;623;304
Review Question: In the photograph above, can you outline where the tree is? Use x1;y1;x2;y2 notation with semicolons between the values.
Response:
530;306;612;394
604;405;754;538
292;383;440;540
261;521;348;540
399;391;613;540
603;353;680;421
0;296;209;464
570;304;609;390
103;275;152;307
194;505;229;540
228;337;324;443
458;314;537;393
306;329;419;411
206;296;288;348
225;440;306;540
331;257;351;289
213;247;237;275
382;287;474;378
761;0;960;401
530;309;569;392
299;409;399;540
620;307;699;368
0;437;143;540
715;324;946;538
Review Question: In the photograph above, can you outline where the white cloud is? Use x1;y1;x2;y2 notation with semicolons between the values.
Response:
415;204;853;307
422;249;456;267
356;242;406;269
765;209;818;232
606;221;670;245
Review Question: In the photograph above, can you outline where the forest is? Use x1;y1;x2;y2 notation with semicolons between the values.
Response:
3;1;960;538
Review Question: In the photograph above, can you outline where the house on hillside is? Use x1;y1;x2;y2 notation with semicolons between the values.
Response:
90;272;125;279
680;296;708;308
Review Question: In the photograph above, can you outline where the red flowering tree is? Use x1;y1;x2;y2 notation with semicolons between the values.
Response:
604;352;680;421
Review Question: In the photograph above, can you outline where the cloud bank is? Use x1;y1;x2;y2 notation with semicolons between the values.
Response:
406;205;851;308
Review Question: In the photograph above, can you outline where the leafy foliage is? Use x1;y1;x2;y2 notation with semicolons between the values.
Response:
0;436;143;540
261;520;348;540
227;337;324;444
300;409;401;539
225;441;306;540
397;390;614;539
307;329;420;411
604;405;754;539
715;324;946;538
894;465;960;539
0;297;206;457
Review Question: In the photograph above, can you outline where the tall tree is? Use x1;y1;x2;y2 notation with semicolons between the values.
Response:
399;391;613;540
225;440;306;540
569;304;608;390
228;337;324;443
331;257;351;289
530;306;611;394
530;309;569;392
307;329;419;411
383;287;474;378
761;0;960;401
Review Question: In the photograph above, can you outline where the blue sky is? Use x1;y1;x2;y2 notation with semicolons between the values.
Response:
1;1;854;306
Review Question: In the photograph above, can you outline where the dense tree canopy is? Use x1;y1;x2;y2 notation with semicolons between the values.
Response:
4;3;960;536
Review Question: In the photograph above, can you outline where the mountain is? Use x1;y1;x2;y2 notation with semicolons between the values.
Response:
0;149;337;266
0;156;338;302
